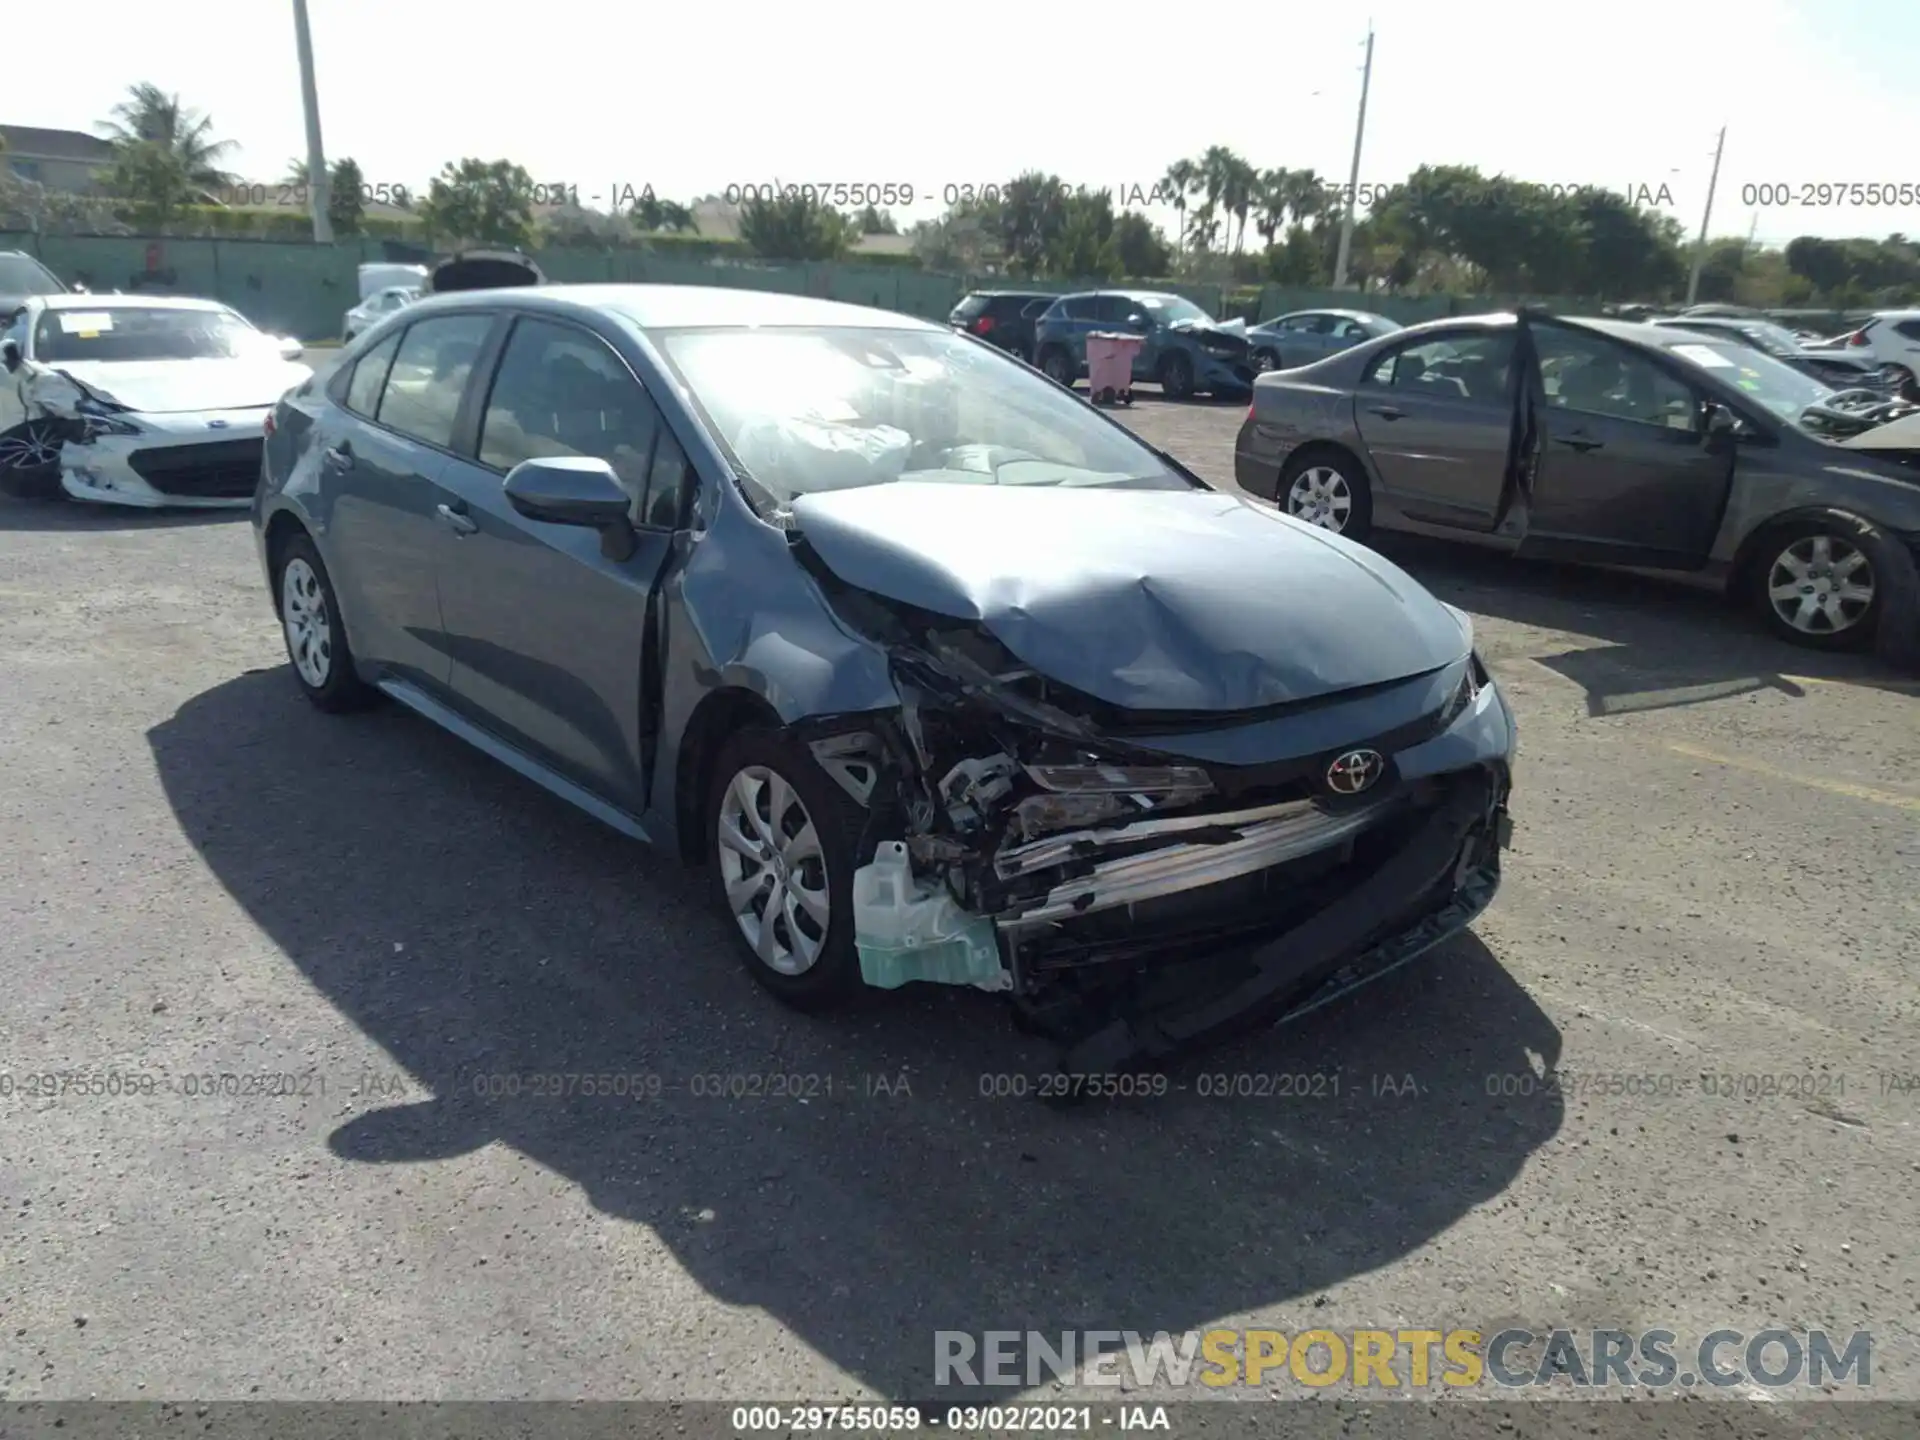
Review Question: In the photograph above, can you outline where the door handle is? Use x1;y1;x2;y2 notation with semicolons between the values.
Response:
321;443;353;470
1555;434;1604;452
1366;404;1404;420
436;501;477;535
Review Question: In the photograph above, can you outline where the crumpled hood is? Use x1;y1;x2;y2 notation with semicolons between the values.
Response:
1170;316;1250;351
37;357;310;414
790;482;1469;711
1840;410;1920;451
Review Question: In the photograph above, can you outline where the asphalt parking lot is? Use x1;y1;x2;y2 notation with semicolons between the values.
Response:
3;385;1918;1419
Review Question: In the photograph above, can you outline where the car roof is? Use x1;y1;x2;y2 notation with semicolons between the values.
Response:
1272;308;1389;323
37;292;232;313
1052;288;1187;302
401;283;937;332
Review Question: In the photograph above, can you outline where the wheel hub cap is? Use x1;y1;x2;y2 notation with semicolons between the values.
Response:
1286;467;1353;532
1767;534;1874;635
281;558;334;687
0;422;62;471
716;765;830;976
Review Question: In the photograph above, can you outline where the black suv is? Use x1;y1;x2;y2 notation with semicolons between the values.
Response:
949;290;1057;365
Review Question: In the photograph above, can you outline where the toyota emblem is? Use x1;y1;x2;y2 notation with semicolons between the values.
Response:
1325;748;1385;795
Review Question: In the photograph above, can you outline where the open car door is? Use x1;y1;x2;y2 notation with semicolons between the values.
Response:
1514;317;1738;570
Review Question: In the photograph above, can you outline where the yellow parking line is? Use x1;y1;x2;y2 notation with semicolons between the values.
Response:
1666;741;1920;811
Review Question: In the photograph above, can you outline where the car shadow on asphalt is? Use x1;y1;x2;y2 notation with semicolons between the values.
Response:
1371;534;1920;709
0;492;249;533
148;666;1565;1402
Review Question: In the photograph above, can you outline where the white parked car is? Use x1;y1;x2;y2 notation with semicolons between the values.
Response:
342;284;420;342
0;294;310;508
1811;310;1920;396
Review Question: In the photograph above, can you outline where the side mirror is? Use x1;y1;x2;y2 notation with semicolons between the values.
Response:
277;337;304;361
1;339;20;374
1704;403;1737;438
1127;313;1150;331
503;456;637;559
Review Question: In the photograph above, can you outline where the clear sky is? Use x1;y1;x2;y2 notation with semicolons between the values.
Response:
11;0;1920;247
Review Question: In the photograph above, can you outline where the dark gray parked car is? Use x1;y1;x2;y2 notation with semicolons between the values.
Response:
255;285;1516;1070
1236;311;1920;664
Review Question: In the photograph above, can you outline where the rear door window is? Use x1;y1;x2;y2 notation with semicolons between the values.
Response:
342;331;402;418
378;315;493;448
1894;320;1920;342
1367;332;1516;403
1093;294;1133;324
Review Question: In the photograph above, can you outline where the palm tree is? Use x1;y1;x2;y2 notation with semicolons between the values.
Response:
99;83;237;190
1160;159;1198;261
1253;169;1291;249
1219;153;1259;253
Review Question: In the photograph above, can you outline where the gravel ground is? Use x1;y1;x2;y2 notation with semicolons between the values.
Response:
2;387;1917;1424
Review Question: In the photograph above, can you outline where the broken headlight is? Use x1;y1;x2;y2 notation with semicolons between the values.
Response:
79;414;142;439
1012;762;1215;841
1024;763;1212;795
1436;654;1487;730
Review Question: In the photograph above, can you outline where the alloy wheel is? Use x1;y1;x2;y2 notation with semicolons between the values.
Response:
0;421;63;473
281;557;335;687
1765;533;1875;636
1286;466;1354;533
1253;350;1276;373
715;764;831;976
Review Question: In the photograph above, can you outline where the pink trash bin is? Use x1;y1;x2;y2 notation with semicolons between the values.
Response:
1085;332;1144;406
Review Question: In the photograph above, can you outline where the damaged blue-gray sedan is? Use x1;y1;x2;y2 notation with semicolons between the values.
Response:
253;282;1516;1073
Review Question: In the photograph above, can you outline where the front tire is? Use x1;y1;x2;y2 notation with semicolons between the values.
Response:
1252;348;1279;373
1277;449;1373;541
707;727;867;1010
0;420;67;499
274;533;376;711
1159;351;1195;400
1748;516;1889;652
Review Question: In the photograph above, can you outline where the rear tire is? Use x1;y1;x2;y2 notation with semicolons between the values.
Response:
273;532;377;711
706;727;868;1011
1039;347;1075;388
1276;449;1373;541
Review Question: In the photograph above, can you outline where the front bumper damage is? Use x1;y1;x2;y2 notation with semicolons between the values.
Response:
19;368;262;509
805;577;1516;1074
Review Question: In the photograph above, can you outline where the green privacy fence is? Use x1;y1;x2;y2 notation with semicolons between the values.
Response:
1;230;1236;341
15;230;1807;340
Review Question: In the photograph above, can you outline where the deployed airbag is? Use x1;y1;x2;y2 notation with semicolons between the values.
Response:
737;415;914;496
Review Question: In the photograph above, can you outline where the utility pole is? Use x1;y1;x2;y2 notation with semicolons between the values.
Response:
1332;23;1374;291
291;0;333;244
1684;126;1726;306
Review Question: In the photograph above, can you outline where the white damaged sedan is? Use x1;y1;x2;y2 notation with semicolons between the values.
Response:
0;294;310;508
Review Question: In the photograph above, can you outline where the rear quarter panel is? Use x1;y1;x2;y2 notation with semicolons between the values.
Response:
1236;356;1373;500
